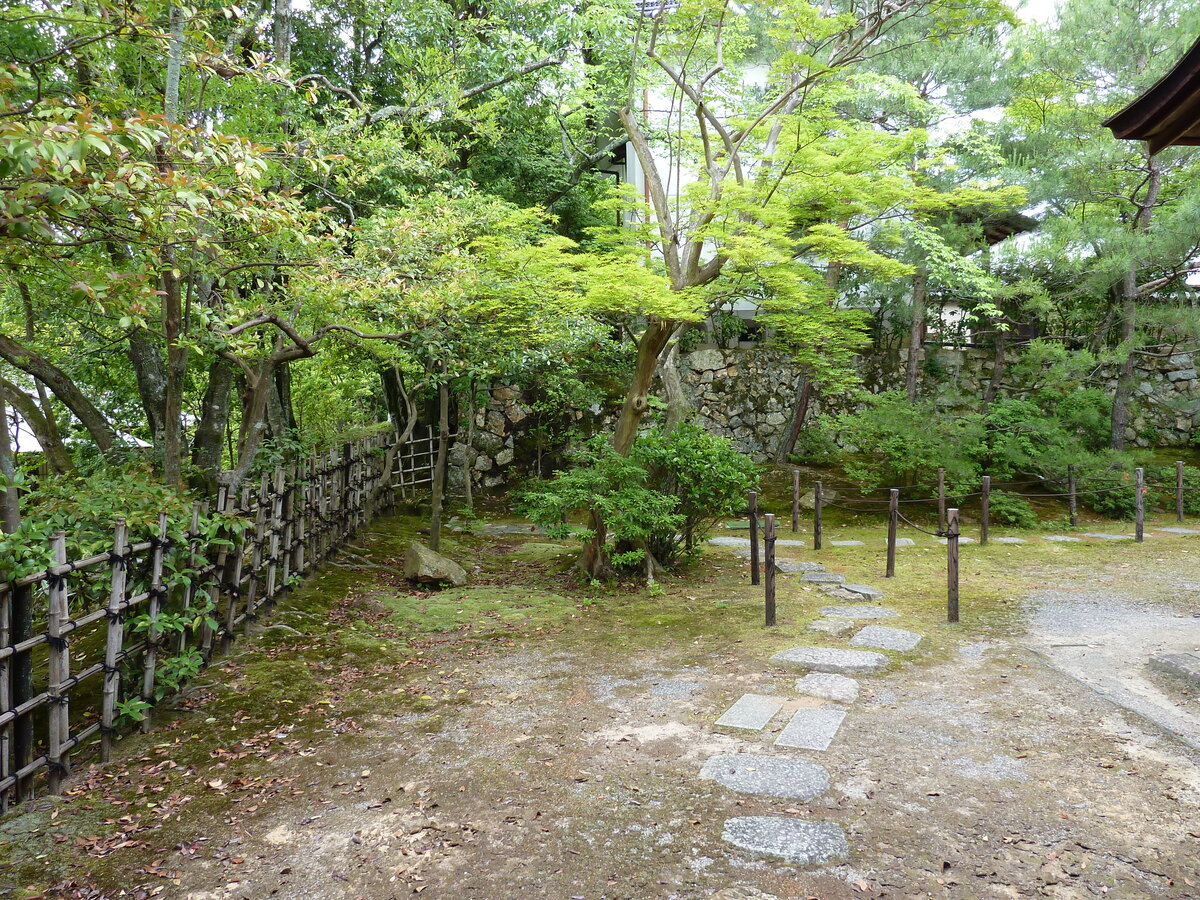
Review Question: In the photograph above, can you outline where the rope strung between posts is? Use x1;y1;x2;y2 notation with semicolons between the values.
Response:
896;510;951;538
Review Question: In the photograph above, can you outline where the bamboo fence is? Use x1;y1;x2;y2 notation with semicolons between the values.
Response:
0;432;422;810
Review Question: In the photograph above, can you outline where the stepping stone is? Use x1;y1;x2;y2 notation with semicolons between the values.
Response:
715;694;785;731
722;817;848;865
993;537;1026;544
841;584;884;602
650;679;703;699
772;646;890;674
1045;535;1082;542
936;536;976;544
776;707;847;750
801;572;845;584
1084;532;1134;541
829;539;864;547
699;753;830;800
807;618;855;637
775;539;806;547
849;624;923;652
891;537;916;547
710;536;752;547
1157;527;1200;535
795;672;859;703
819;605;898;619
1148;652;1200;687
777;561;825;573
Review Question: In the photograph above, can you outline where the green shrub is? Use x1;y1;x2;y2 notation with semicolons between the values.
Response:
788;426;840;467
986;490;1036;528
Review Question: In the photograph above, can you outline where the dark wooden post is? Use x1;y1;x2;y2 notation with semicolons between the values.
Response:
138;512;169;734
791;469;800;533
886;488;898;578
46;532;70;792
1135;467;1144;543
100;518;129;762
1068;465;1077;527
937;468;946;533
1177;460;1185;522
980;475;991;545
813;481;823;551
764;514;777;627
947;507;960;624
748;491;760;586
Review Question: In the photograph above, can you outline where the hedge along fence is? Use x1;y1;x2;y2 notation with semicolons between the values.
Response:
0;433;397;811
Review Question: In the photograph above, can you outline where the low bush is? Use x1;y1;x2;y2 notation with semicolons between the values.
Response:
986;490;1037;528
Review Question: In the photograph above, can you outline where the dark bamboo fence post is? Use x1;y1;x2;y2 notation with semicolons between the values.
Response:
748;491;760;586
241;479;268;641
0;582;10;810
100;518;129;762
813;481;823;550
10;574;32;800
177;502;203;656
46;532;70;791
1068;465;1077;527
886;488;898;578
1135;467;1145;543
947;508;960;624
139;512;168;733
265;466;285;610
764;514;777;627
791;470;800;533
281;464;296;594
201;486;230;661
980;475;991;545
937;468;946;533
1177;460;1185;522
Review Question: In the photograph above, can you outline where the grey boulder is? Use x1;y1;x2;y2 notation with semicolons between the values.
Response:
403;541;468;587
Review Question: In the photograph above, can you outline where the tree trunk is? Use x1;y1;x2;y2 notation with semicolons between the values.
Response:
430;375;450;552
273;0;292;66
0;399;20;532
127;328;168;445
660;324;691;432
0;377;72;473
1110;273;1138;450
463;380;475;511
612;319;675;455
776;377;813;462
982;321;1007;414
161;266;186;485
190;358;235;495
905;267;928;400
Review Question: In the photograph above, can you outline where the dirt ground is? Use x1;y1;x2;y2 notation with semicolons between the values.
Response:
2;511;1200;900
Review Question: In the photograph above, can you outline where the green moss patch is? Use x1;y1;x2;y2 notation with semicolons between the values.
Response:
382;585;577;635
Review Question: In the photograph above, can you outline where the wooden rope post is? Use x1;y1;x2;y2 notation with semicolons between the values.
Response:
813;481;823;551
937;468;946;533
1068;465;1077;528
46;532;70;791
100;518;129;762
791;469;800;533
1135;467;1145;543
886;488;898;578
1177;460;1185;523
946;508;960;624
138;513;169;733
980;475;991;545
748;491;760;586
764;514;777;627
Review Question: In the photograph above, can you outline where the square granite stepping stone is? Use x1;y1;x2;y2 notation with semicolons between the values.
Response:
1083;532;1134;541
722;817;849;865
772;646;890;674
1045;535;1082;542
699;753;830;800
841;584;884;601
795;672;859;703
802;572;845;584
776;707;847;750
1157;527;1200;535
819;605;898;619
709;536;752;547
993;537;1026;544
829;539;864;547
775;539;806;547
937;536;976;544
849;624;923;652
715;694;785;731
807;618;855;637
891;537;916;547
777;561;825;573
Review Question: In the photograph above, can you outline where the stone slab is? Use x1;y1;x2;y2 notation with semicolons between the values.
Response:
892;537;916;547
1083;532;1135;541
710;536;752;547
801;572;845;584
819;605;899;619
775;539;806;547
772;646;890;674
937;536;977;544
795;672;860;703
1157;527;1200;535
993;537;1026;544
650;679;703;699
1149;652;1200;687
849;624;923;652
1045;535;1082;542
775;707;847;751
715;693;785;731
722;817;848;865
807;618;856;637
480;523;544;535
699;753;830;800
777;561;825;573
841;584;884;601
829;539;864;547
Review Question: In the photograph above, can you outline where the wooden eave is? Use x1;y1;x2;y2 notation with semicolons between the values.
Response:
1104;37;1200;153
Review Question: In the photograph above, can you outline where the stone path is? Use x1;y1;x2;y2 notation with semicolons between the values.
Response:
715;693;784;730
775;707;847;750
700;754;829;800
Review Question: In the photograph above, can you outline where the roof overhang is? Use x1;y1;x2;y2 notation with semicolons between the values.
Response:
1104;37;1200;153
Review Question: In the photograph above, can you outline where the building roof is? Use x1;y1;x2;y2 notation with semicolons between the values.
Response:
1104;36;1200;153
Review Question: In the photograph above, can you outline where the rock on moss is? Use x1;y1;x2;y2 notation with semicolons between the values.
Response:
403;541;468;587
